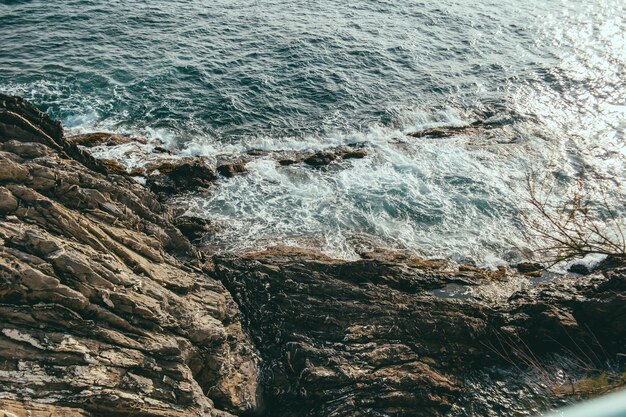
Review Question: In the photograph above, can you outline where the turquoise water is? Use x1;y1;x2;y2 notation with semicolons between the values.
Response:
1;0;624;264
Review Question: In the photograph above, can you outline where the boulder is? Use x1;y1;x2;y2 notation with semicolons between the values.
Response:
217;161;247;178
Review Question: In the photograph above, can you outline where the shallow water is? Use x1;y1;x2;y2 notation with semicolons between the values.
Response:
1;0;624;264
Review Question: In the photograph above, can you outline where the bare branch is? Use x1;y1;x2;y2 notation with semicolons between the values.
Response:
521;172;626;266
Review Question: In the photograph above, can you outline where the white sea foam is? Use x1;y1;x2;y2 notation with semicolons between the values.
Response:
176;113;542;265
53;98;623;267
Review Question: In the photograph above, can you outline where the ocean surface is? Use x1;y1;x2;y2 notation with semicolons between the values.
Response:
1;0;624;265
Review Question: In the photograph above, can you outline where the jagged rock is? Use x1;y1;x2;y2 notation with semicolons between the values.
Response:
568;262;591;275
67;132;146;147
407;116;521;140
278;144;368;167
341;149;367;159
174;215;214;242
217;162;247;178
154;146;170;153
0;94;260;417
278;158;297;166
514;262;543;273
0;187;18;213
145;160;217;195
408;120;487;138
303;151;336;166
2;94;625;417
213;249;626;417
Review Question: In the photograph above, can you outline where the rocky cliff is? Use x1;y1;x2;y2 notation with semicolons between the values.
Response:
0;94;260;417
0;94;624;417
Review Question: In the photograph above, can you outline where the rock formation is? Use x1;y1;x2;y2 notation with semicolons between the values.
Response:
1;94;624;417
214;249;626;416
0;94;260;417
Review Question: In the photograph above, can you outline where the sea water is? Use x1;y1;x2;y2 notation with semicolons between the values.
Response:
1;0;624;265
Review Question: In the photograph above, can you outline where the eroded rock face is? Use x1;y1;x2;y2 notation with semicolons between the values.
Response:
213;249;626;417
0;94;260;417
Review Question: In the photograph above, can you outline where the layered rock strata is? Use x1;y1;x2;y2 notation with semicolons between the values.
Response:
0;94;260;417
214;249;625;416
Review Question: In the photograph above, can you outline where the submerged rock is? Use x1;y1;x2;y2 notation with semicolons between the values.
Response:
303;151;336;166
407;115;521;140
408;120;487;138
568;262;592;275
515;261;544;273
279;144;369;167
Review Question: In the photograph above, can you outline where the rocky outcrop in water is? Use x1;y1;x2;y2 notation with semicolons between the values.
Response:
0;94;260;417
1;94;624;417
407;113;524;141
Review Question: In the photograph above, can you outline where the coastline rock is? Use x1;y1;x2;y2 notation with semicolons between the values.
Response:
174;214;215;242
303;151;336;166
407;115;521;140
408;120;486;139
213;249;626;417
67;132;146;147
217;161;247;178
2;94;625;417
145;160;217;195
279;144;368;167
341;149;367;159
514;261;543;274
0;93;260;417
568;262;592;275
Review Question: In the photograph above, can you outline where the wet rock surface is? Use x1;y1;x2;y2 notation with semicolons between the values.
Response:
216;161;247;178
67;132;146;148
277;144;368;167
407;113;523;141
0;94;260;417
144;159;218;196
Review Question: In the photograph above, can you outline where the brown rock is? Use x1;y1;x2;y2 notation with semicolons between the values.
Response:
0;187;18;213
0;93;261;417
217;161;247;178
515;262;543;273
213;249;626;417
67;132;144;147
146;160;217;194
342;149;367;159
303;151;336;166
278;159;297;166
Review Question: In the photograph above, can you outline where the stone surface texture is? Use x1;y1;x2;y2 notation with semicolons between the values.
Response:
0;94;260;417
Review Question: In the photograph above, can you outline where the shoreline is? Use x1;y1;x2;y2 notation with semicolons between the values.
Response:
1;93;625;416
